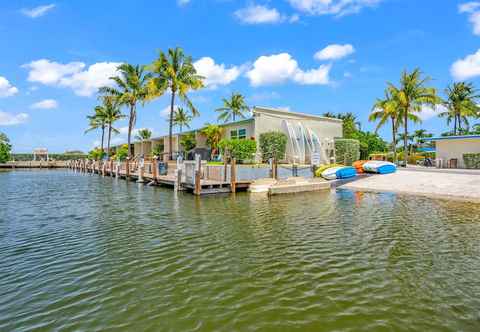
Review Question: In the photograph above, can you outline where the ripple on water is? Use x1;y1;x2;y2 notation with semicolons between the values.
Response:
1;171;480;331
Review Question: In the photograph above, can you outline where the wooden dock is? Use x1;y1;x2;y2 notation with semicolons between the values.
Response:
68;159;251;195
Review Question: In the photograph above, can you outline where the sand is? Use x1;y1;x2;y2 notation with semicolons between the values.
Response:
340;168;480;203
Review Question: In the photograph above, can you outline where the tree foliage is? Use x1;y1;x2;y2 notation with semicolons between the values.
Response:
334;139;360;165
215;92;250;123
219;138;256;161
0;132;12;163
180;133;196;152
259;131;287;161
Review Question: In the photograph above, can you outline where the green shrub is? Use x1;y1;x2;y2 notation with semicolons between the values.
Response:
463;153;480;169
259;131;287;161
88;148;105;161
0;132;12;163
219;139;257;161
335;139;360;166
115;144;129;161
180;133;196;152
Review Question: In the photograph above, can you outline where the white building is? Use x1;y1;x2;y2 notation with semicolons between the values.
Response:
114;107;343;164
424;135;480;168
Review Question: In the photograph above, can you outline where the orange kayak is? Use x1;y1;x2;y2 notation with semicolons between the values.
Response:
352;160;368;174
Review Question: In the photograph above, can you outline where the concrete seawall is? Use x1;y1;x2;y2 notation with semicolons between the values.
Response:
0;161;69;168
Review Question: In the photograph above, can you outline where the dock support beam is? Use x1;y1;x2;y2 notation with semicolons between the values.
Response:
230;158;237;193
194;154;201;195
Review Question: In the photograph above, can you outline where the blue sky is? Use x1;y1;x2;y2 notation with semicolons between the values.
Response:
1;0;480;152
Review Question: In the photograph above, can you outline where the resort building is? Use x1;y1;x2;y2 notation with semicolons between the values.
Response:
425;135;480;168
116;107;343;164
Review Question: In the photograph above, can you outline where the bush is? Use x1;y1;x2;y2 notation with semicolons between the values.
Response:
335;139;360;166
180;133;196;152
463;153;480;169
259;131;287;162
219;139;257;161
0;133;12;163
115;144;129;161
88;148;105;161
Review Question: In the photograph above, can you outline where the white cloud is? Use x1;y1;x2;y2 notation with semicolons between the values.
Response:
193;57;240;88
419;105;447;121
459;2;480;35
234;5;284;24
31;99;58;109
287;0;382;17
314;44;355;61
21;4;56;18
177;0;190;6
160;105;179;118
23;59;120;96
246;53;331;86
459;2;480;13
0;111;29;126
23;59;84;85
59;62;121;96
0;77;19;97
451;49;480;80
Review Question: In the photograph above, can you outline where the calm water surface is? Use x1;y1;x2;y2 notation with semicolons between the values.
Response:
1;170;480;331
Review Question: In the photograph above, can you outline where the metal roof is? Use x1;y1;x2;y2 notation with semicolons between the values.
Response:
423;135;480;142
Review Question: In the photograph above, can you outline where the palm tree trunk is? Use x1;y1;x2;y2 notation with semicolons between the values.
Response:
127;105;135;158
101;125;105;156
404;109;408;167
107;125;112;160
169;89;176;160
233;112;235;122
391;117;397;164
454;113;458;135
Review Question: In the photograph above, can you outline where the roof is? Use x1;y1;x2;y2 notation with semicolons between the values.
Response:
423;135;480;142
253;106;343;123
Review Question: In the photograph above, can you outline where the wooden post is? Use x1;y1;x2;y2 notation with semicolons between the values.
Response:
126;157;130;179
223;158;228;182
102;162;106;176
137;165;145;183
110;159;114;177
194;154;201;195
152;156;158;181
230;158;237;193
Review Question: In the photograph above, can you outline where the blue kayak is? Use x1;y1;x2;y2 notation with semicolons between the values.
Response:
335;166;357;179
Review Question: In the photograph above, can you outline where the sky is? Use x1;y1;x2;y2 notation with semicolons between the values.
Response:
1;0;480;153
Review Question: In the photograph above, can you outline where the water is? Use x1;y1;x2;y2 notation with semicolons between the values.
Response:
1;170;480;331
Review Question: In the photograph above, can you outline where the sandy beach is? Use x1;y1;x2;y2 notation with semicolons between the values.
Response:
340;168;480;203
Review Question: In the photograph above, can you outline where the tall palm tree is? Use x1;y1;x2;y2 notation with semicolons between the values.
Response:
370;89;401;163
99;95;124;159
389;68;439;167
99;64;152;159
135;128;152;156
149;47;204;159
439;82;480;135
215;92;250;123
85;106;107;155
172;107;192;133
413;129;432;145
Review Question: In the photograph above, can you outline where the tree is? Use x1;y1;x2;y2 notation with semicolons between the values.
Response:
85;106;107;154
149;47;204;159
135;128;152;156
201;124;223;159
172;107;192;133
389;68;440;167
97;95;124;159
439;82;480;135
370;89;401;163
259;131;287;162
179;133;196;152
413;129;432;145
100;64;152;159
215;92;250;123
322;112;360;138
0;132;12;163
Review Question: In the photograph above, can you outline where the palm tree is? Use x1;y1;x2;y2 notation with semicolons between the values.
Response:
201;124;223;160
472;123;480;134
413;129;432;145
172;107;192;133
389;69;440;167
99;64;152;159
135;128;152;157
370;89;401;163
85;106;107;155
439;82;480;135
99;95;124;159
215;93;250;123
149;47;204;159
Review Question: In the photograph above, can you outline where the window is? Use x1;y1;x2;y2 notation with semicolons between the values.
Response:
230;128;247;140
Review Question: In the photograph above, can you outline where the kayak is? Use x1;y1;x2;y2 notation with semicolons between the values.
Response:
322;166;357;180
363;161;396;174
352;160;367;174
